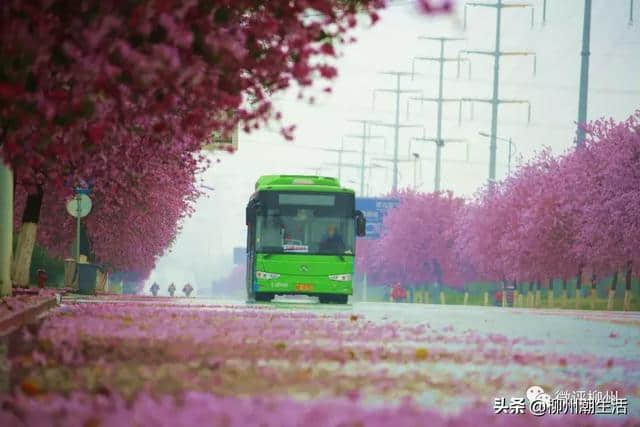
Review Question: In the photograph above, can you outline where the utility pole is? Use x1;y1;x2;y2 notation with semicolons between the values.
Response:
366;163;374;196
0;159;13;296
371;157;417;191
409;36;469;192
577;0;592;147
507;136;513;174
463;0;535;184
312;142;359;182
304;166;324;175
409;135;468;191
412;153;420;190
371;157;414;177
478;131;517;175
344;120;385;195
372;71;422;193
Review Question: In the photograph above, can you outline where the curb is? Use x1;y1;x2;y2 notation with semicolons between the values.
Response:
0;296;59;338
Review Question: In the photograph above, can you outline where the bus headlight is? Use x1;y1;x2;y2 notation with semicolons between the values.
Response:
328;274;352;281
256;271;281;280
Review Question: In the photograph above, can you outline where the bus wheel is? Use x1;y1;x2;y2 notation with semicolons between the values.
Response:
255;292;274;302
319;294;348;304
318;295;331;304
332;294;348;304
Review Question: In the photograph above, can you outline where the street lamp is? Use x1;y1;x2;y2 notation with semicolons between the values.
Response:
478;131;517;175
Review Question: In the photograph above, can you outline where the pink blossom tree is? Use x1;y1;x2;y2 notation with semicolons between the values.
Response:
1;0;388;182
571;111;640;295
358;191;471;289
458;111;639;300
1;1;458;294
455;184;512;285
499;151;583;283
14;139;204;279
1;0;388;290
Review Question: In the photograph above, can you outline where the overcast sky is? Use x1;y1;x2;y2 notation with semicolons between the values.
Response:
146;0;639;293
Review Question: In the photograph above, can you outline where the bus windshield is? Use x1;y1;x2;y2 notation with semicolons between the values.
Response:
255;191;355;255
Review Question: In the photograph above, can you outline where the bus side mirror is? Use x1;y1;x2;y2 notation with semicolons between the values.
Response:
355;210;366;237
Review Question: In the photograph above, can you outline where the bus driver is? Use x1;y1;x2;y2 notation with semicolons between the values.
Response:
319;224;345;253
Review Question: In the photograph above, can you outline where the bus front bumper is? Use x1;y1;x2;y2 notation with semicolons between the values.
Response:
255;277;352;295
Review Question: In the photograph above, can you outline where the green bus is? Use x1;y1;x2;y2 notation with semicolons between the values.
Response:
245;175;365;304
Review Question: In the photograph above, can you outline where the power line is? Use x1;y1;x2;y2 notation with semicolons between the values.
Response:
344;119;385;195
372;71;423;192
310;143;360;181
322;162;387;187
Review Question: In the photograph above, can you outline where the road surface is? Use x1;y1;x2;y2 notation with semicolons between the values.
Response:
2;295;638;425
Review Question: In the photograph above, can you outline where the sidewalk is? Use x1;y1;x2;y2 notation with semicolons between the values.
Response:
0;289;60;336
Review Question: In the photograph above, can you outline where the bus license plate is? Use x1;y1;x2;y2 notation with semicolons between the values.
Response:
295;283;314;291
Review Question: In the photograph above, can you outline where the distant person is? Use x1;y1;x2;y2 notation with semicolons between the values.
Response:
168;282;176;297
319;224;345;253
183;283;194;297
150;282;160;296
495;289;503;306
391;282;407;302
36;268;48;289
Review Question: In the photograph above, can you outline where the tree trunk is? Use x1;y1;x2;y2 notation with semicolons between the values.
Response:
562;278;568;308
11;185;43;287
607;271;618;311
575;267;583;310
535;279;541;308
624;262;632;311
0;161;13;297
528;282;534;308
547;278;554;308
590;273;597;310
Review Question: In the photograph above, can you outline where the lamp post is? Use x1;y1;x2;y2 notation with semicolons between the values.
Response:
478;131;516;175
412;152;420;190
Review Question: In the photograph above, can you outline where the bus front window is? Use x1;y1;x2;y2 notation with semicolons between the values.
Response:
256;215;284;251
256;211;354;255
255;192;355;255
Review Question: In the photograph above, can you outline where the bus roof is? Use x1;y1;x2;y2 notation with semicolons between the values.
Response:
255;175;354;193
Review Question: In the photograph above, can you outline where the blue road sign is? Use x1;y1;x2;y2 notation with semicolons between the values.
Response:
355;197;400;239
